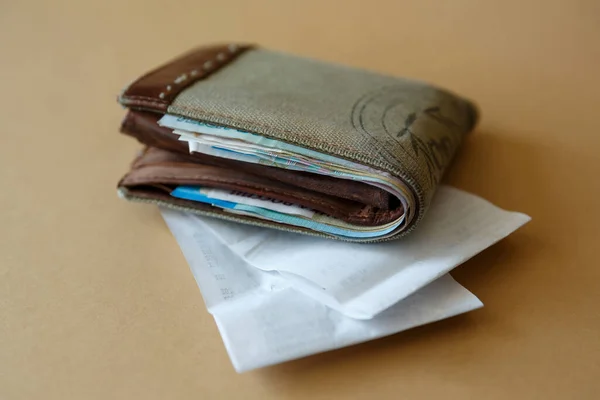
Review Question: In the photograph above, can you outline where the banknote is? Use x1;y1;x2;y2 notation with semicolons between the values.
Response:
202;187;316;218
170;186;404;238
160;115;379;171
159;114;416;227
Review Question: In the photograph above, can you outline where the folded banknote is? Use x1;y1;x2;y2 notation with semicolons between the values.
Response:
117;43;478;241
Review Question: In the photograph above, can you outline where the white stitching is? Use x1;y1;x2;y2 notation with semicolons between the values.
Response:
162;44;241;97
174;74;187;84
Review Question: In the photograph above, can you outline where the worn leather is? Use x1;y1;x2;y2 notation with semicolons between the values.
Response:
118;43;253;111
120;148;403;226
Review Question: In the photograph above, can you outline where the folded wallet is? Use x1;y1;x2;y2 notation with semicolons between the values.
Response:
116;43;478;242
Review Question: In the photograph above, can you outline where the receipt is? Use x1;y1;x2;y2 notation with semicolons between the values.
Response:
161;209;483;372
199;186;531;319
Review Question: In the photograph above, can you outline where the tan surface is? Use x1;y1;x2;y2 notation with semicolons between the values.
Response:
1;0;599;398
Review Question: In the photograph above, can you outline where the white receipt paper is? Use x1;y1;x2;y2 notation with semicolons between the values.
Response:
161;186;530;372
191;186;531;319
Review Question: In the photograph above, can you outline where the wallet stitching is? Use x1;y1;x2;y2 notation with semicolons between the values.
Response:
157;44;240;100
121;44;246;107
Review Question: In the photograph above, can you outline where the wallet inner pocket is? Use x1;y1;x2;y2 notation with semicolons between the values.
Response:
121;111;398;211
119;147;403;227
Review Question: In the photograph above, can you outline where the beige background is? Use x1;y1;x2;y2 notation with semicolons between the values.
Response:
1;0;599;398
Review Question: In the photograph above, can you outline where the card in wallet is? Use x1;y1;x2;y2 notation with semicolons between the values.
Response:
116;43;478;242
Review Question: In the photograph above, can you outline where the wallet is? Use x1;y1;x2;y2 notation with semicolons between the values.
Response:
116;43;478;242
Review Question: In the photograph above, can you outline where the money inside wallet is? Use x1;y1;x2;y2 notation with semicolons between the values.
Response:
117;43;478;241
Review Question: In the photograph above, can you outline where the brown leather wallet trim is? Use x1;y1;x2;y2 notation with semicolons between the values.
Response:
117;43;254;112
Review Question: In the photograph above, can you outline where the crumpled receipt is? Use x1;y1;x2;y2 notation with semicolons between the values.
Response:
162;210;482;372
160;186;530;372
192;186;530;319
